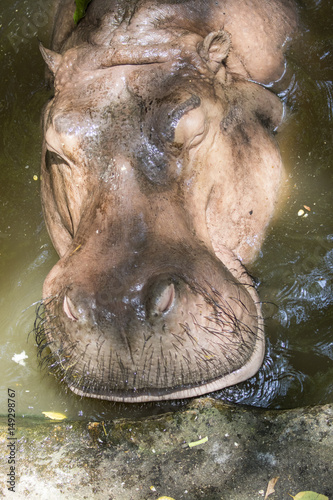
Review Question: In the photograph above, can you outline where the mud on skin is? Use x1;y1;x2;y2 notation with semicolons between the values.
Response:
35;0;298;402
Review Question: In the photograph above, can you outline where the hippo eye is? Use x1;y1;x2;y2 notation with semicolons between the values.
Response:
174;107;208;149
49;151;64;163
45;140;68;164
45;150;75;237
152;95;201;145
137;95;202;184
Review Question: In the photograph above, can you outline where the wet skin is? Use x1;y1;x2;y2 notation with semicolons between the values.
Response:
37;0;297;402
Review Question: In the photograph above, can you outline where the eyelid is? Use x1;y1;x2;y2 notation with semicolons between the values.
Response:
169;95;201;126
174;107;207;147
46;145;70;165
46;142;61;157
188;122;207;148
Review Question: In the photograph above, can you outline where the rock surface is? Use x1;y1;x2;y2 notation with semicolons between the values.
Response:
0;398;332;499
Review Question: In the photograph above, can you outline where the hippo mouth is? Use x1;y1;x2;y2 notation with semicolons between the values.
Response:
35;252;264;402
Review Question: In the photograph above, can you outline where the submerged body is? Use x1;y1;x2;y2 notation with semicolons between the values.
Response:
37;0;297;402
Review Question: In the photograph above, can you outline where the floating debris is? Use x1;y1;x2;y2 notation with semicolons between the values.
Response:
42;412;67;421
12;351;28;366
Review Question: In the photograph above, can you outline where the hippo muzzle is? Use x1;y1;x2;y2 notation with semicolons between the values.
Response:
41;215;264;401
36;0;297;402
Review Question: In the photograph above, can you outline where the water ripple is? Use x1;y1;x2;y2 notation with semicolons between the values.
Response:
274;245;333;327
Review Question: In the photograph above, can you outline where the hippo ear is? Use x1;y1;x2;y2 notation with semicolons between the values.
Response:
199;30;231;73
39;43;62;75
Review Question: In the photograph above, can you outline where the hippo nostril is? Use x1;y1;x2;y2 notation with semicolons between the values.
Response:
154;283;175;315
63;294;78;321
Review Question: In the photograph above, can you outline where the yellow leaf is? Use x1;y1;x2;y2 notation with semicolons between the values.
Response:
188;436;208;447
289;492;328;500
156;497;176;500
42;411;67;421
69;244;82;256
264;476;279;499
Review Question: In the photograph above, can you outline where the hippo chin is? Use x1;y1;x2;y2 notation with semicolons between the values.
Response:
36;0;297;402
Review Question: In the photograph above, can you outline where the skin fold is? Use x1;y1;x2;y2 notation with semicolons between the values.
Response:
36;0;297;402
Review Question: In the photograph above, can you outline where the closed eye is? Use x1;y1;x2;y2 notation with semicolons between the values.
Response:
174;106;208;149
146;95;201;144
187;121;207;148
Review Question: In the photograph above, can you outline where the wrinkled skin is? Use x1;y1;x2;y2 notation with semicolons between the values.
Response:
38;0;297;402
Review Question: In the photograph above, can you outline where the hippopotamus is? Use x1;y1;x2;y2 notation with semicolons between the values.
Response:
37;0;297;402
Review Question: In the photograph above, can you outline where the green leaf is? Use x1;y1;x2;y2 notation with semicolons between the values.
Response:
290;492;329;500
73;0;92;24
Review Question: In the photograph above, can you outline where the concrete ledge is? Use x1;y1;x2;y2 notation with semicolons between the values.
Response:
0;398;332;499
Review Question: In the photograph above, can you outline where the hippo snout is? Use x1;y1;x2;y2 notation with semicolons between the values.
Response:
38;242;264;402
62;275;176;324
146;280;175;317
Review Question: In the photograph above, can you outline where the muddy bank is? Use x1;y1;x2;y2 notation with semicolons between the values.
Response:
0;398;332;499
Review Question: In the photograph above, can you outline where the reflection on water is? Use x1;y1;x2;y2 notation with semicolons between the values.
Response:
0;0;332;418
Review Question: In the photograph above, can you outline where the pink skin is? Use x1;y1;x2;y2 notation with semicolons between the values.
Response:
38;0;297;402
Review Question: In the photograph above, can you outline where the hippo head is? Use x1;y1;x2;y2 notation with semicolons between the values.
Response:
37;20;286;402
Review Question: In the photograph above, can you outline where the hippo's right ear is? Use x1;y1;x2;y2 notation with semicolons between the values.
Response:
39;43;62;75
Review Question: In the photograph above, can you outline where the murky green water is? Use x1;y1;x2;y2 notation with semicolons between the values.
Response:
0;0;332;420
